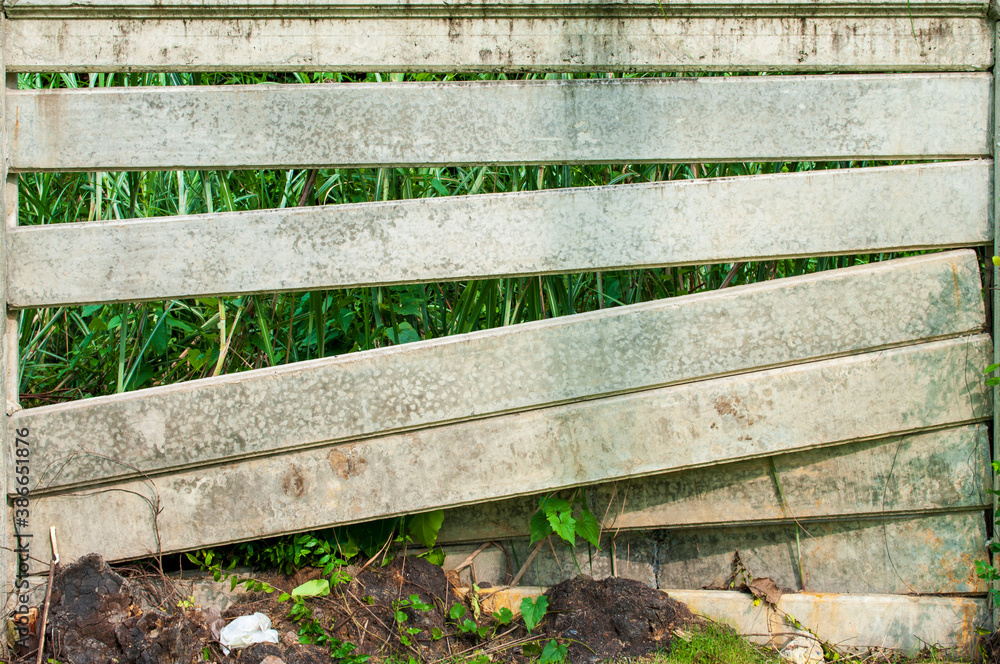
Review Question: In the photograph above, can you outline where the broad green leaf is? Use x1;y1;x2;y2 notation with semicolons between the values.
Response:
576;507;601;548
418;547;446;567
520;595;548;632
541;497;576;543
291;578;331;598
332;529;360;559
546;509;576;544
539;639;568;664
407;510;445;548
151;320;169;355
386;322;421;345
493;607;513;626
449;604;467;620
540;497;572;516
529;510;553;546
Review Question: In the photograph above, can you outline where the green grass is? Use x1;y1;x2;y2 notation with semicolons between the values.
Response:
650;623;784;664
642;623;970;664
418;623;970;664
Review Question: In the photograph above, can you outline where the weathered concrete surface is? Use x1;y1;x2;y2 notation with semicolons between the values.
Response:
0;23;15;609
4;0;990;13
654;512;987;594
22;335;992;570
3;16;991;73
510;532;658;588
9;75;990;171
437;424;991;542
8;161;991;308
471;512;986;593
473;587;988;657
12;251;985;491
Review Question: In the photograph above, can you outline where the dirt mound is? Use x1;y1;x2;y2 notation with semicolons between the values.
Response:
26;554;326;664
21;553;700;664
541;576;696;663
229;555;463;661
41;553;213;664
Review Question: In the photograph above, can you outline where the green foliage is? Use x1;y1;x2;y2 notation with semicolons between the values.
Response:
418;547;446;566
977;329;1000;606
223;529;356;575
184;549;278;594
985;362;1000;387
291;578;331;598
492;607;513;626
391;594;435;647
189;511;447;578
530;493;601;548
445;599;489;638
539;639;569;664
651;623;782;664
407;510;445;548
520;596;549;632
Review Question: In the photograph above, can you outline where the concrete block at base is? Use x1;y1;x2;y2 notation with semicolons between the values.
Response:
467;586;989;658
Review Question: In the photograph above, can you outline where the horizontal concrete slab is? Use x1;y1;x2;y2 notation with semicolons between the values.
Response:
452;511;988;593
13;251;985;492
4;0;990;15
8;161;991;308
22;335;992;569
9;74;990;171
473;587;987;657
436;424;991;542
4;16;991;72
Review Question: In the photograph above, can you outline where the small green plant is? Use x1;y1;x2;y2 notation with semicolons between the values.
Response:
276;579;369;664
520;595;549;632
184;549;279;594
976;353;1000;606
493;607;513;626
449;602;489;639
176;595;196;610
522;637;568;663
529;493;600;548
393;593;434;647
539;639;569;664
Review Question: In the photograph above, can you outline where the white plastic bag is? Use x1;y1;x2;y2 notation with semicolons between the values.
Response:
219;612;280;654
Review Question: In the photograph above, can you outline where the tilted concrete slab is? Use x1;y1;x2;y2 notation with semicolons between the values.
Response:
437;425;991;541
23;334;992;570
445;511;987;594
12;251;986;492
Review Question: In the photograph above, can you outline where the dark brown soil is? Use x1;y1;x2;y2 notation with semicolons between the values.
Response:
980;629;1000;663
229;555;478;662
539;576;696;664
18;554;698;664
34;553;217;664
